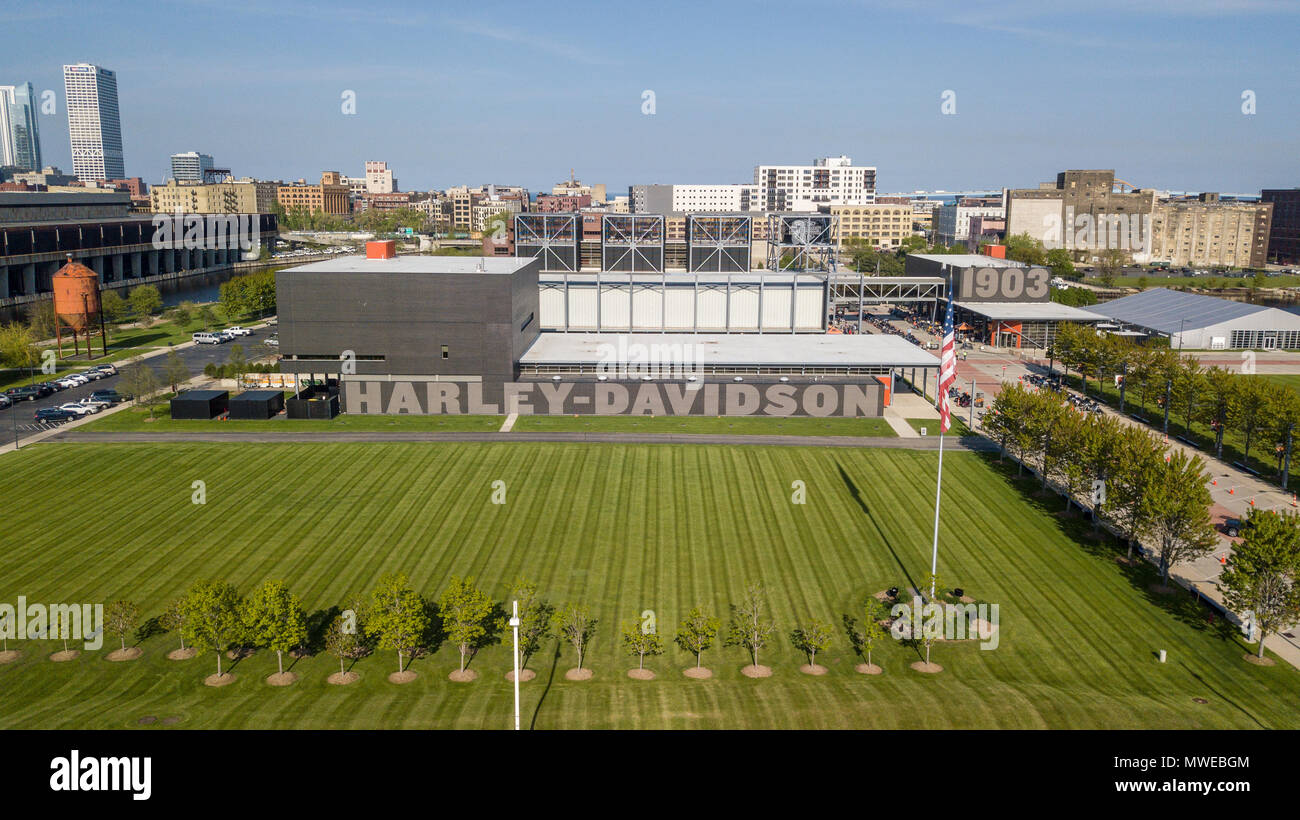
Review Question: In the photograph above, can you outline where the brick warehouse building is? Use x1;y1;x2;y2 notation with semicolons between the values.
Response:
276;242;938;416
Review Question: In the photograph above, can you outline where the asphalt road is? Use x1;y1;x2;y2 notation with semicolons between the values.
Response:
0;322;278;445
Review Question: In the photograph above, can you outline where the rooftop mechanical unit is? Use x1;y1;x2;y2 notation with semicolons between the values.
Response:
514;213;580;272
687;215;752;272
768;213;837;272
601;214;664;272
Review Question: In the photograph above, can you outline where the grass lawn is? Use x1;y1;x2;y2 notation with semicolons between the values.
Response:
0;441;1295;729
72;407;899;436
512;414;897;436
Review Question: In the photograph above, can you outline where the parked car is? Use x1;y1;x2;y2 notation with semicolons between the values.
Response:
264;336;279;346
30;383;58;396
77;396;111;410
90;389;132;404
80;369;105;381
1223;517;1255;538
226;326;252;337
5;386;41;402
0;394;10;409
192;332;224;345
34;407;78;422
57;402;94;416
54;377;81;389
90;364;117;376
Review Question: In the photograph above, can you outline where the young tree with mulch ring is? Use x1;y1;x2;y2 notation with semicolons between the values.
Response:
180;579;245;684
1220;510;1300;663
552;603;597;680
160;597;194;659
367;572;428;683
0;611;19;663
324;611;366;684
242;580;309;684
727;582;776;677
790;618;833;674
858;599;889;674
675;606;720;678
621;618;663;679
438;576;494;681
105;600;142;661
500;577;553;682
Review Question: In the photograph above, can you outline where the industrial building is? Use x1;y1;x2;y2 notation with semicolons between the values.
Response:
1084;288;1300;350
275;242;938;417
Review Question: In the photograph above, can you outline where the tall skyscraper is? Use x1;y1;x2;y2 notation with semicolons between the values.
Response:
63;63;124;180
0;82;43;171
171;151;215;182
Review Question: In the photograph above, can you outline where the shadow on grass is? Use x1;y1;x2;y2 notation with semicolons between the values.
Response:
971;447;1240;636
529;639;563;731
836;461;919;594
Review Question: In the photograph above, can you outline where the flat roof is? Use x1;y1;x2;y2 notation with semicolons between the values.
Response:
956;301;1103;321
909;254;1026;268
284;255;532;275
520;332;940;368
232;390;285;401
539;271;825;285
173;390;227;400
1084;288;1300;334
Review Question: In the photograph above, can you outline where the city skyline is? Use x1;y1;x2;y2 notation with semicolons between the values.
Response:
0;1;1295;193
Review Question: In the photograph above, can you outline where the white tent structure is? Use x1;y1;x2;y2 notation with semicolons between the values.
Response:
1085;288;1300;350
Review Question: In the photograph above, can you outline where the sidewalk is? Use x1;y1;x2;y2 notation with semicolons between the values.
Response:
979;351;1300;669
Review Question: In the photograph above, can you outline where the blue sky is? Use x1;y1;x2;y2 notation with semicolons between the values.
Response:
3;0;1297;194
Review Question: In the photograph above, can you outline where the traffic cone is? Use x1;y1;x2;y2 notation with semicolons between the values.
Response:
1211;479;1217;486
1219;554;1227;565
1249;498;1256;507
1228;488;1235;495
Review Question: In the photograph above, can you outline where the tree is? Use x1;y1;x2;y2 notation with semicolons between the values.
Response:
727;582;775;669
552;603;596;671
621;618;664;671
1082;413;1124;535
438;576;494;674
501;577;553;672
119;362;162;419
1170;357;1205;437
789;618;833;668
162;348;190;393
104;600;140;653
1096;248;1126;288
324;612;366;677
101;289;130;324
197;304;217;329
1108;425;1166;561
1266;383;1300;489
225;343;247;381
1233;376;1269;466
1200;366;1237;460
366;573;429;676
160;598;187;653
128;285;162;324
1141;450;1218;588
860;598;889;669
242;580;308;677
1220;510;1300;659
24;300;55;339
0;322;39;382
180;580;245;678
1002;232;1047;266
674;607;720;669
1046;248;1076;279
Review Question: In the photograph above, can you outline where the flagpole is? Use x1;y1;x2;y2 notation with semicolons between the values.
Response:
929;265;954;601
930;427;944;599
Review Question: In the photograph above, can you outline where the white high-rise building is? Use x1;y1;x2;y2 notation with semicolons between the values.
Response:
63;63;125;181
364;160;396;193
170;151;214;182
753;155;875;212
0;82;43;171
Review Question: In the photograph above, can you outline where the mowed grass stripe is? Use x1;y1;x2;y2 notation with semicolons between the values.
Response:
1;441;1297;729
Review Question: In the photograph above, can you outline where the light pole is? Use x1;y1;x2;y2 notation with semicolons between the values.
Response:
509;600;521;731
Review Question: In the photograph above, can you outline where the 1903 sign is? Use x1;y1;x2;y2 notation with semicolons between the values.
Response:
954;266;1051;302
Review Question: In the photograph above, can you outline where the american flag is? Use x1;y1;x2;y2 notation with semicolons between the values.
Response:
937;280;956;433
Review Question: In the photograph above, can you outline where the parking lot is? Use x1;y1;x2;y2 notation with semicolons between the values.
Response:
0;322;279;442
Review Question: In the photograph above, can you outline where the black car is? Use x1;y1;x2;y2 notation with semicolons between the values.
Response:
33;382;61;395
1224;517;1254;538
90;389;133;404
34;407;78;422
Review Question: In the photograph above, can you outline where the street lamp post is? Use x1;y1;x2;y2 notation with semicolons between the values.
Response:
509;600;521;731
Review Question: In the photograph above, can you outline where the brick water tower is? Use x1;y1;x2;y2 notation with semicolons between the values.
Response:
52;255;108;358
